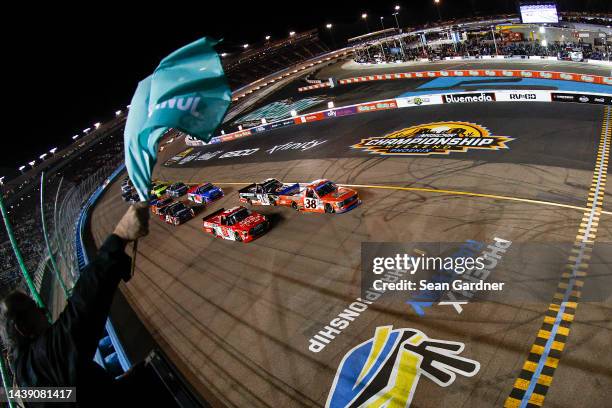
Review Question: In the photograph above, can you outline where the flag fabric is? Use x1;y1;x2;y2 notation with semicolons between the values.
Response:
124;37;231;200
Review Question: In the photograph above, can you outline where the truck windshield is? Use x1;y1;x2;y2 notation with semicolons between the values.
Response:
315;182;336;197
198;184;214;193
169;203;186;215
230;208;250;223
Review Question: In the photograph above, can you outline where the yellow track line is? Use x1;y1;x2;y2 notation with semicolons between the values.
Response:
164;180;612;216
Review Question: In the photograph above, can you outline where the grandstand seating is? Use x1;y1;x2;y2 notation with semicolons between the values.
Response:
222;29;330;89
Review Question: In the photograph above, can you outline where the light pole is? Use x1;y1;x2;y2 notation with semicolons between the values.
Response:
393;13;400;30
362;13;369;33
491;25;499;55
434;0;442;22
380;16;385;30
394;5;401;29
326;23;337;49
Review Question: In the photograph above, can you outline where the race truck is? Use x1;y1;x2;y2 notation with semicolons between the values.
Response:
161;201;195;226
202;206;269;243
151;183;170;198
276;179;360;213
121;177;133;194
187;183;224;204
238;178;300;206
166;182;189;198
151;196;174;215
121;190;140;203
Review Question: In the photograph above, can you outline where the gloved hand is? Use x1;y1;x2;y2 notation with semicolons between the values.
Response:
114;202;150;242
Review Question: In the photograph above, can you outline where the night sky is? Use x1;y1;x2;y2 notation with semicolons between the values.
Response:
3;0;609;173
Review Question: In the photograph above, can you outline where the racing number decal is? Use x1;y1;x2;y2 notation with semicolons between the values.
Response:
304;197;319;210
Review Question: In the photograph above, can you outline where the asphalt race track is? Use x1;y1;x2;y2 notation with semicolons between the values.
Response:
89;62;611;407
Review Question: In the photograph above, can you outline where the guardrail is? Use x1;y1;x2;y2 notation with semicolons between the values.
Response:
74;163;131;375
297;68;612;92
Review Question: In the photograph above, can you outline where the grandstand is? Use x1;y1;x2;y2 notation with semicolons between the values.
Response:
221;29;330;88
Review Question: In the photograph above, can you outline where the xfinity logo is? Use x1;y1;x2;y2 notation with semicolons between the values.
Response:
509;93;536;100
443;93;495;104
579;96;590;103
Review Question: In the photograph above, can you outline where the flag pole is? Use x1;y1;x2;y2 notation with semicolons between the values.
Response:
0;194;51;322
0;352;15;408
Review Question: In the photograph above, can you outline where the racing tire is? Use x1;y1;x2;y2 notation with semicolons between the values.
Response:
325;204;334;214
291;202;299;211
235;232;243;242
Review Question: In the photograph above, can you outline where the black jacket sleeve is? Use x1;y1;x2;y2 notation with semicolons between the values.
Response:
17;234;131;385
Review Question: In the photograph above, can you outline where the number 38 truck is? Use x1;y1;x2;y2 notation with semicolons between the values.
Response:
240;178;360;214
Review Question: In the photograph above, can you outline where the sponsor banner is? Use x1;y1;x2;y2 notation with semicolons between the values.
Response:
252;124;272;133
355;100;398;113
269;118;295;130
551;93;612;105
442;92;496;104
326;325;480;408
494;90;551;102
302;112;326;122
325;106;358;118
352;121;512;156
395;95;443;108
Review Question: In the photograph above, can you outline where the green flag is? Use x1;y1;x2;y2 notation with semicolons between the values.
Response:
124;37;231;200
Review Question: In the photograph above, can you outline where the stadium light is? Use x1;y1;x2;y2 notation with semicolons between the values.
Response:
126;104;131;109
289;31;296;37
39;153;47;160
29;161;36;167
221;130;225;135
115;110;122;116
49;147;57;154
243;43;249;49
265;35;271;40
72;134;79;140
83;127;91;134
221;52;228;57
18;166;26;172
0;176;5;186
395;5;400;11
362;13;367;19
94;122;101;129
326;23;332;29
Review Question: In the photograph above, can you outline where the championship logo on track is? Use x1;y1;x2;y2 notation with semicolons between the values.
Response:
352;121;512;156
326;326;480;408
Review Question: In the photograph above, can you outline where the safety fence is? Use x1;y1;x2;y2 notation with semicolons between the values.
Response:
297;69;612;92
72;163;131;376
